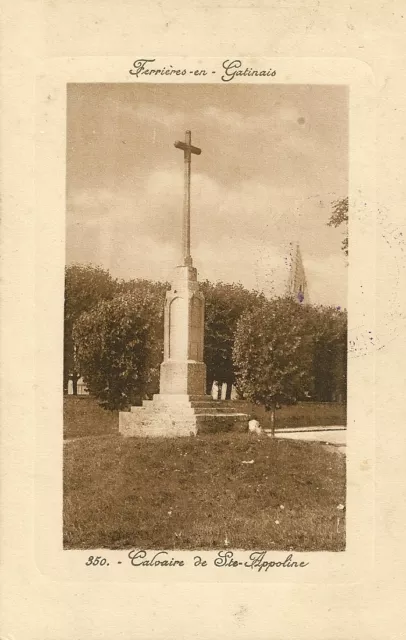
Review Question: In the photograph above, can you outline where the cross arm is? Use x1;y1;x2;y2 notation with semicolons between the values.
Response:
174;140;202;155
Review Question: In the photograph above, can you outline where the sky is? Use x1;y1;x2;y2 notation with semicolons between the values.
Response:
66;83;348;307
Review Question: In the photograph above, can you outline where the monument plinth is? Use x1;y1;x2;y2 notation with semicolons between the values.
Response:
119;131;249;437
159;263;206;396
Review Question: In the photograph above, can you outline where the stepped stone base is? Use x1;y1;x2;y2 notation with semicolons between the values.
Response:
119;394;251;438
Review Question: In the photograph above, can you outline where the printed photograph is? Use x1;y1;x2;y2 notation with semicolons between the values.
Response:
64;83;348;551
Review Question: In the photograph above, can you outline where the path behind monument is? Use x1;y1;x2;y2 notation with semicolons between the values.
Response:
64;396;346;439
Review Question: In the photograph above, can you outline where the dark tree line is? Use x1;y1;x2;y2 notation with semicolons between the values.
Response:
64;264;347;410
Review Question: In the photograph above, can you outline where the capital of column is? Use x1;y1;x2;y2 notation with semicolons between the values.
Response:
171;264;198;291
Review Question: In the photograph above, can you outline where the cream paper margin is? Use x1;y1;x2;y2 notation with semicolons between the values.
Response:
2;5;405;633
32;57;375;584
2;1;406;637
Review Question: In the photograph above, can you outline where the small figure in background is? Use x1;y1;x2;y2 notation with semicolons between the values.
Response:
248;418;262;435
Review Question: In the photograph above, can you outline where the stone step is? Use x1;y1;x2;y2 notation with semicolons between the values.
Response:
152;394;210;403
141;398;247;409
189;400;249;408
120;407;249;437
141;400;154;408
142;399;201;409
137;405;248;418
152;394;250;405
195;412;248;420
135;407;195;416
193;407;248;415
141;398;251;412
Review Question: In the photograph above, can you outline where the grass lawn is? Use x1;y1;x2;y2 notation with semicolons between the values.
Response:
64;431;346;551
252;402;346;430
64;396;118;439
63;396;346;440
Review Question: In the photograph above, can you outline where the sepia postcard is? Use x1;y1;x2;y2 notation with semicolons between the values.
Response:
1;1;405;639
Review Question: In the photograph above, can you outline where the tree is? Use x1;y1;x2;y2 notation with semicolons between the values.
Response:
233;297;313;433
73;284;164;410
328;197;348;257
200;281;264;398
64;264;117;394
305;305;347;402
116;277;169;300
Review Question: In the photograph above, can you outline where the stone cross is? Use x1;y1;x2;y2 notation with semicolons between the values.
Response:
174;130;201;267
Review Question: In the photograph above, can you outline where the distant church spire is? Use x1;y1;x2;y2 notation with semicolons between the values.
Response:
286;243;309;304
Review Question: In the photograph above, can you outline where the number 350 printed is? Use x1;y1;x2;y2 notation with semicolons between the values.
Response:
85;555;109;566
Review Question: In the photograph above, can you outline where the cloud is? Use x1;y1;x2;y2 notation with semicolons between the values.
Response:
195;237;292;297
304;254;347;308
67;168;347;307
66;84;348;308
203;106;251;130
133;103;185;130
102;97;185;131
68;188;120;223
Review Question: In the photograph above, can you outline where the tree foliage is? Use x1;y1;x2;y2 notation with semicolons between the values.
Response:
233;297;347;422
305;305;347;402
233;297;314;413
64;264;117;392
65;263;347;412
328;197;348;256
73;284;164;410
116;277;169;300
200;281;264;396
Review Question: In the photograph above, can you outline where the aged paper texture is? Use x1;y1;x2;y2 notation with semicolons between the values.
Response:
1;1;406;639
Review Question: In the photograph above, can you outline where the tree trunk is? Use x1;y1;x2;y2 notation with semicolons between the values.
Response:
225;382;232;400
206;379;213;396
72;372;79;395
270;404;276;437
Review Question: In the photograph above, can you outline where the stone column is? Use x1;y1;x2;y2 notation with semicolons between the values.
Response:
159;264;206;396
